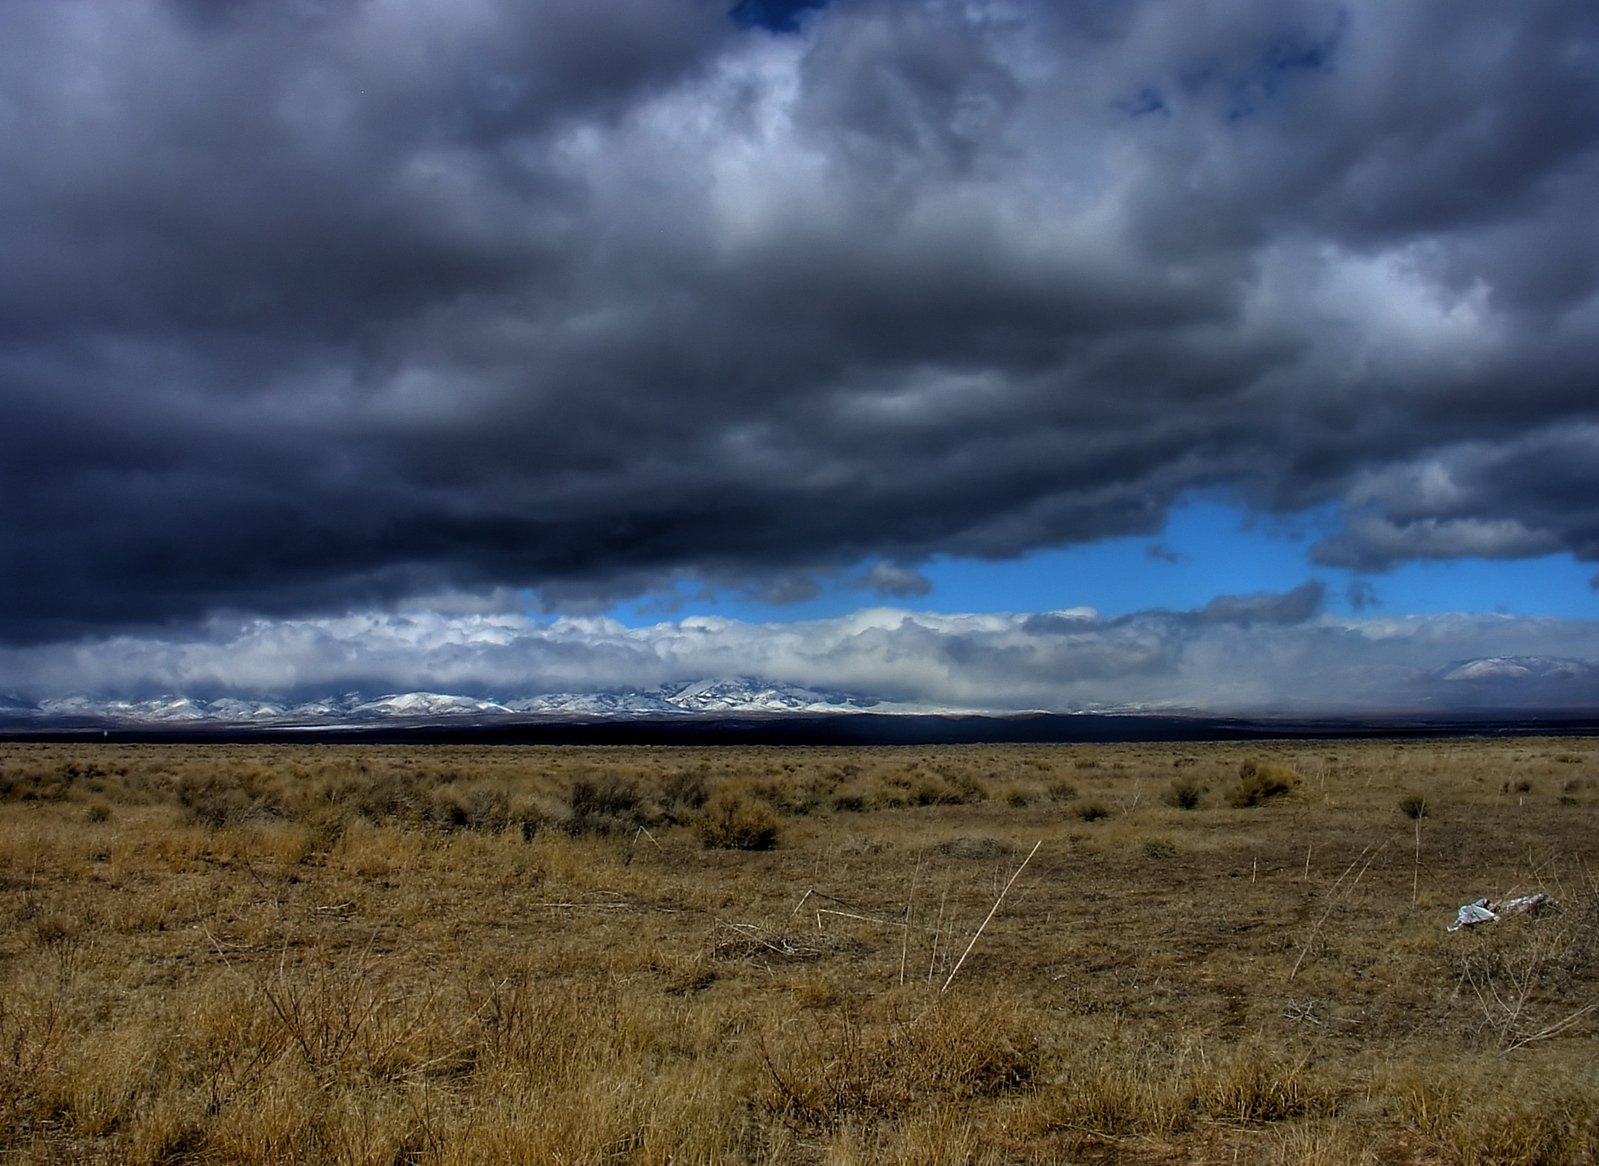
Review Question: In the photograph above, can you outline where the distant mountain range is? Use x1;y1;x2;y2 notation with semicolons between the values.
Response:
1;657;1595;733
0;677;946;726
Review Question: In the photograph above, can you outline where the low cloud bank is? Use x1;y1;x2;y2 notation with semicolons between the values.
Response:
5;587;1597;714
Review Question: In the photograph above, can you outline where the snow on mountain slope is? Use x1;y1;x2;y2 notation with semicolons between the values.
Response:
661;677;877;713
506;691;680;715
349;692;511;718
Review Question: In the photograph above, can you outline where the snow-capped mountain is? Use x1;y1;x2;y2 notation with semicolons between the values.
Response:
1433;656;1597;684
38;694;212;722
348;692;511;717
1424;656;1599;708
662;677;875;713
3;677;897;725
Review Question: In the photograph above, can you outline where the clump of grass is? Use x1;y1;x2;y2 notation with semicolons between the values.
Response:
697;785;780;850
1230;760;1299;807
1023;1031;1340;1139
1076;801;1111;822
1384;1056;1599;1165
1045;780;1078;802
831;788;870;813
1142;836;1177;860
934;835;1013;860
1399;792;1429;820
1165;778;1203;810
760;998;1036;1132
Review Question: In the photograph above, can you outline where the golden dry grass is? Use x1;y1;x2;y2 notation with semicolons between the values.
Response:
1;737;1597;1163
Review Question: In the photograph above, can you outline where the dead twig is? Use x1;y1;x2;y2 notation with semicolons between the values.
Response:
1503;1001;1599;1053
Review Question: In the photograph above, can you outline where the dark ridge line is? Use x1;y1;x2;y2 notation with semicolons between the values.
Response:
3;710;1598;746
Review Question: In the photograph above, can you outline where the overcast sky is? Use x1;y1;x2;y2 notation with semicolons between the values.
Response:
4;0;1598;710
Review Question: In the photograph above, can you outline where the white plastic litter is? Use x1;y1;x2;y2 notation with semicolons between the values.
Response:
1500;893;1554;917
1448;892;1554;931
1450;899;1497;930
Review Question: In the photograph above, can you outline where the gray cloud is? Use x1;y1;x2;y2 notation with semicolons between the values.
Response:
1197;581;1324;626
853;561;934;598
1;1;1598;644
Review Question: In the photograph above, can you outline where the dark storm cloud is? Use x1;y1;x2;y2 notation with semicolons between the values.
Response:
3;0;1599;644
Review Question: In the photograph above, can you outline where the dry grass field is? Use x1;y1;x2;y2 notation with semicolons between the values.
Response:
2;737;1598;1164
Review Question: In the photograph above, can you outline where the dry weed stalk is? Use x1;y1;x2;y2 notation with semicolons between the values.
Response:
941;840;1041;994
1288;840;1388;981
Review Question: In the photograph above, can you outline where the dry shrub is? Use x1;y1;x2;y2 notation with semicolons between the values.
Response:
906;772;985;806
424;782;542;837
1230;759;1300;807
565;773;645;836
176;774;269;829
659;768;711;822
697;784;780;850
0;763;73;803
